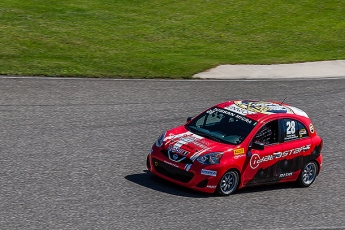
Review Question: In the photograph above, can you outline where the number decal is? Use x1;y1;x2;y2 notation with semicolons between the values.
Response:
286;121;296;134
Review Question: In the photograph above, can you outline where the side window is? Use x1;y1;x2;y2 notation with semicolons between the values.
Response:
283;119;309;141
253;120;279;145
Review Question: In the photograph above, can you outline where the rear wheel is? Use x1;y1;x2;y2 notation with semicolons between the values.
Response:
298;161;318;187
216;170;239;196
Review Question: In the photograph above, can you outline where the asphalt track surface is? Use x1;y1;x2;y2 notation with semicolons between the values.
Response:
1;77;345;230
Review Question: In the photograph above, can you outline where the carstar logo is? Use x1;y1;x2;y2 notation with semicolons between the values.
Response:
249;145;311;169
250;153;273;169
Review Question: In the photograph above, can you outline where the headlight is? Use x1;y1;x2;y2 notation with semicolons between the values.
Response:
155;132;166;147
197;152;223;165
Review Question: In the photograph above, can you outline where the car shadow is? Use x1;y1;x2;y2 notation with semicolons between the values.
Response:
235;182;300;195
125;170;212;198
125;170;300;197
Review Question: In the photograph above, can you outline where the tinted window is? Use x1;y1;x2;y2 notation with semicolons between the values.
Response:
186;107;257;144
253;120;279;145
283;119;308;141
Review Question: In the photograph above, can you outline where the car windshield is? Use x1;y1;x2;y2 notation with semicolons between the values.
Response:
185;107;257;145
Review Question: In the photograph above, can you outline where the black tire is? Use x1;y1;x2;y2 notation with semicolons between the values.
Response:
298;161;318;187
216;170;240;196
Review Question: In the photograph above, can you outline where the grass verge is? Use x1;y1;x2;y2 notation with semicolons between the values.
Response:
0;0;344;78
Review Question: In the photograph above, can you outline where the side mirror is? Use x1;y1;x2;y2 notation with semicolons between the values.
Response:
186;117;193;122
251;142;265;150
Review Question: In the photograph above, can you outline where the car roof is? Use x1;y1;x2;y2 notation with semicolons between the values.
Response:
216;100;309;121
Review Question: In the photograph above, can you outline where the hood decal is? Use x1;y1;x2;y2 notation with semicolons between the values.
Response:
166;131;211;161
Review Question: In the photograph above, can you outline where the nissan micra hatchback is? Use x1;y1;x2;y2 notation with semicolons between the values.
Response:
147;100;323;195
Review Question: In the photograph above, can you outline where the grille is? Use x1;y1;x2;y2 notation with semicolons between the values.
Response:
160;149;194;164
152;158;194;183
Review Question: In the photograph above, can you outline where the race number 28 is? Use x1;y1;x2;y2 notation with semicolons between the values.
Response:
286;121;296;134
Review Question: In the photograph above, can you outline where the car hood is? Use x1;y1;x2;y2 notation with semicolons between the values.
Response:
163;126;236;161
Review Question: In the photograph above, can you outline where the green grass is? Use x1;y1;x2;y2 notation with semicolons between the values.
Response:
0;0;344;78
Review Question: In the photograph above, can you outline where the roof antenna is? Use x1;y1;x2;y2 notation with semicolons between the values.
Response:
279;97;287;105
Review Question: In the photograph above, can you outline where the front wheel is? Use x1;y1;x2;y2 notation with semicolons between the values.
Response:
298;161;318;187
216;170;239;196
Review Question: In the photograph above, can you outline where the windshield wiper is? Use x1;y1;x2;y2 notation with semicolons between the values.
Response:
202;133;223;142
187;126;224;143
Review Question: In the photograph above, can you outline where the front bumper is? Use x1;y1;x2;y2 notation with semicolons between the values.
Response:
316;153;323;174
147;150;225;194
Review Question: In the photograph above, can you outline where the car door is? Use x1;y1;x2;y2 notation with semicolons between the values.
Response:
276;118;312;181
242;119;283;186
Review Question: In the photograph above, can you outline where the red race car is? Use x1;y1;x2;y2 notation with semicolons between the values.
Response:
147;100;323;195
